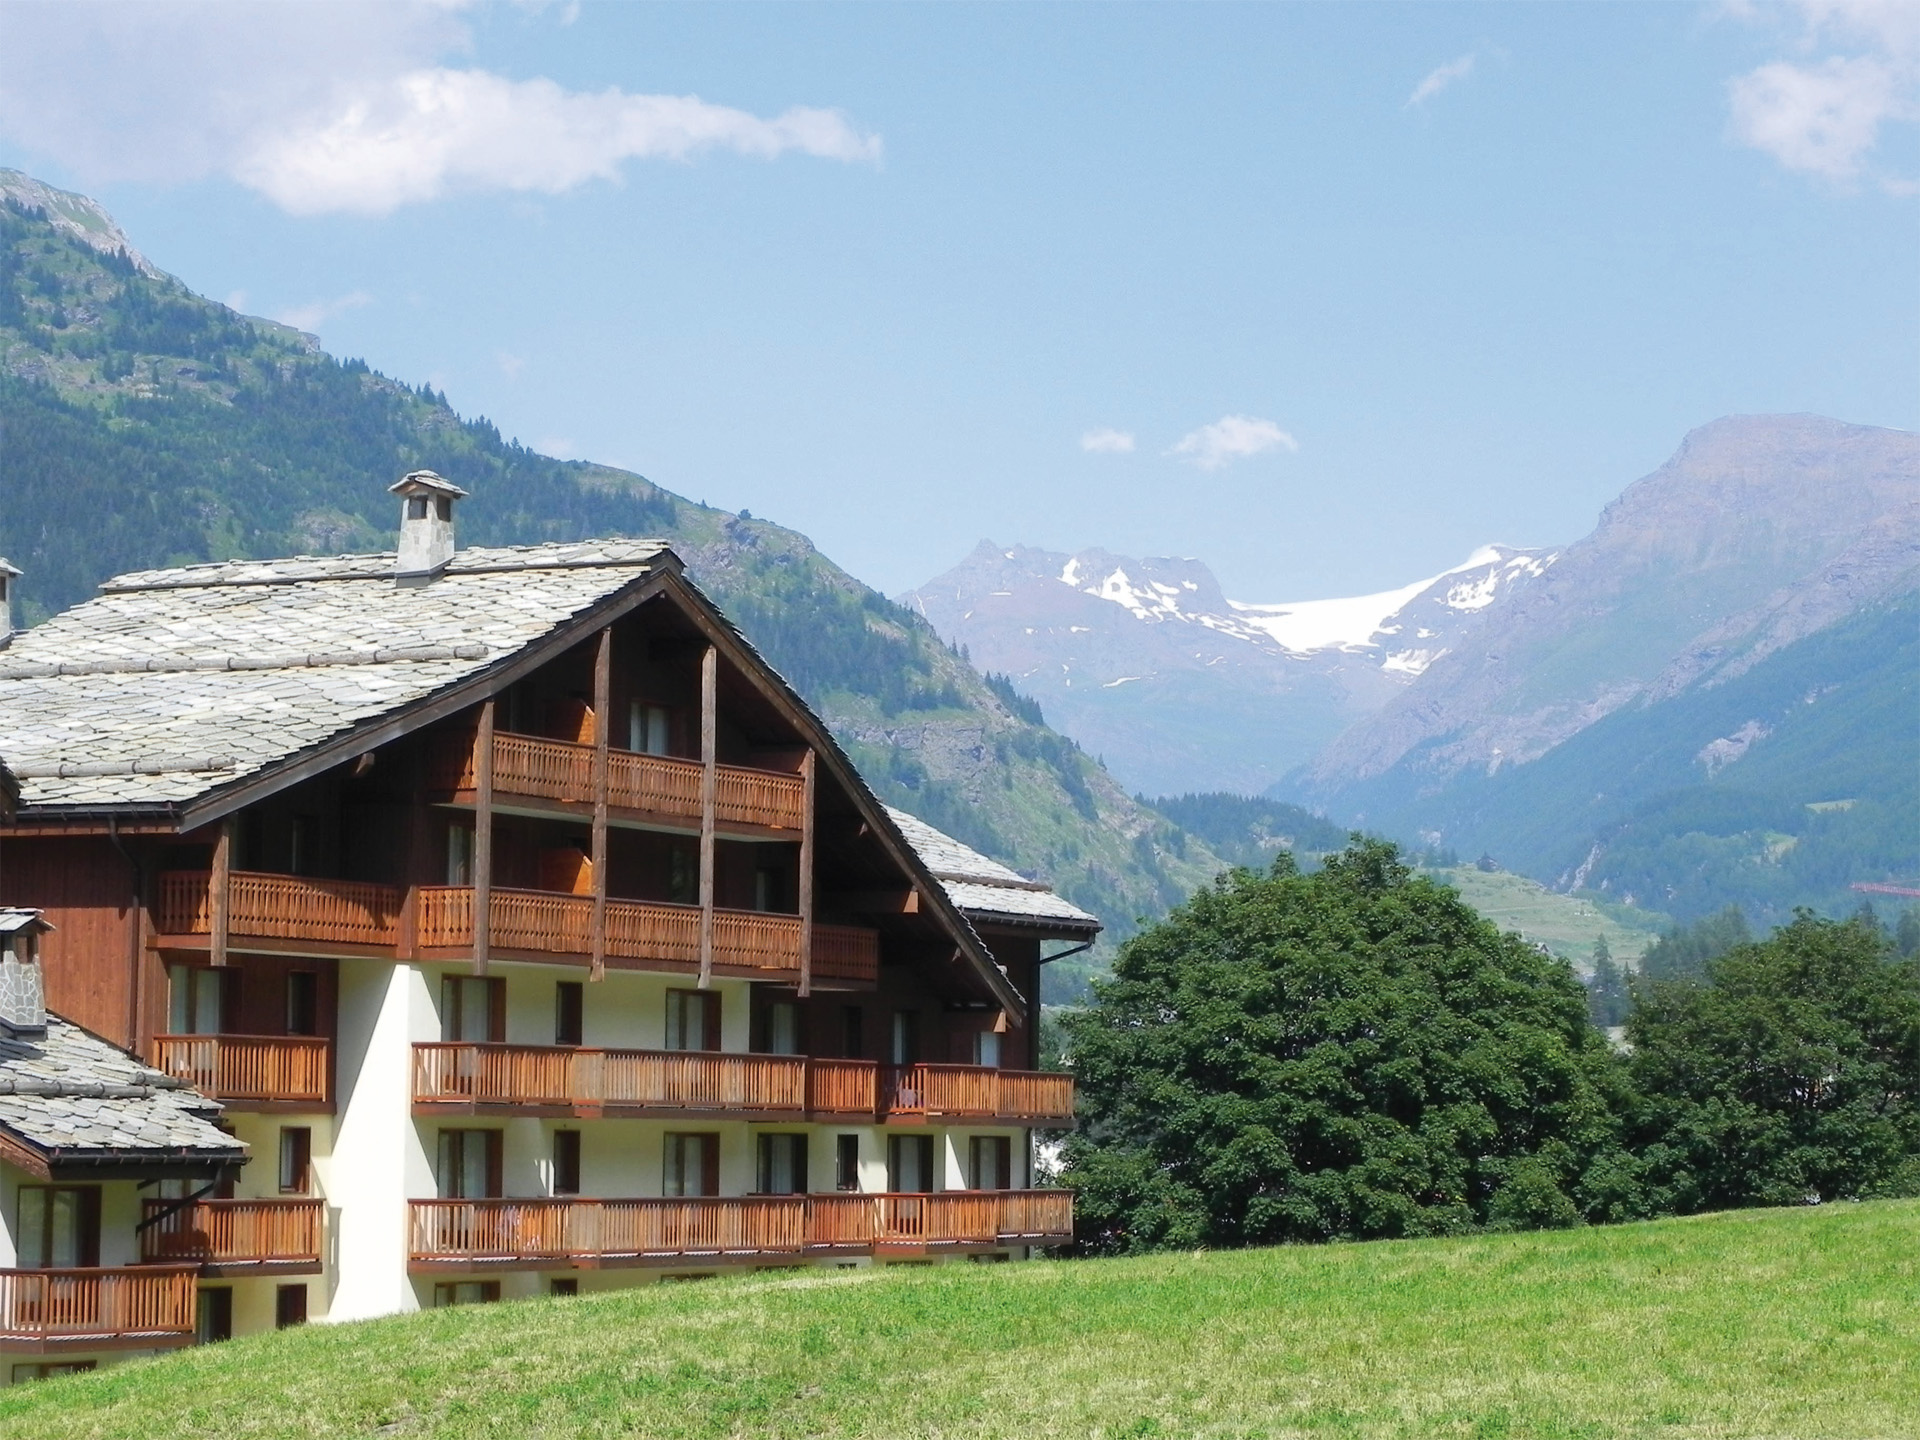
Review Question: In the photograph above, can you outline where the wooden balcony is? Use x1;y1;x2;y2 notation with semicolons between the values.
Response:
150;1034;331;1111
407;1190;1072;1270
883;1065;1078;1127
413;1048;1073;1125
157;869;401;954
431;729;807;835
0;1267;198;1353
139;1199;325;1275
415;886;879;985
414;1044;810;1119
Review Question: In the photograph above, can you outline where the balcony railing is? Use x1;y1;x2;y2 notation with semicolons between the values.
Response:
408;1190;1071;1268
139;1199;325;1273
413;1044;810;1116
151;1034;331;1108
432;729;807;832
0;1267;198;1350
415;886;879;984
413;1047;1074;1125
158;869;403;948
883;1065;1078;1126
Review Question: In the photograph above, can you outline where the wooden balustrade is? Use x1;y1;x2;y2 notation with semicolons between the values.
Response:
407;1191;1070;1267
150;1034;331;1107
414;1044;808;1115
433;728;806;832
806;1058;880;1116
0;1267;198;1348
139;1199;324;1271
158;870;401;947
414;887;876;983
883;1065;1076;1125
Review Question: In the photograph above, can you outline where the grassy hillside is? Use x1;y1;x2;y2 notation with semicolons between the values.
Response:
0;186;1223;972
1427;864;1667;971
6;1201;1917;1438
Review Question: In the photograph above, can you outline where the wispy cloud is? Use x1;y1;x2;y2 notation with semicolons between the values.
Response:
1080;428;1136;454
272;290;372;333
495;350;527;380
1407;53;1477;108
0;3;882;216
1168;415;1298;470
1727;1;1920;183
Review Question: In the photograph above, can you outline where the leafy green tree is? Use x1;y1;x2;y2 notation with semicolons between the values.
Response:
1640;905;1751;982
1896;907;1920;959
1586;936;1632;1029
1060;840;1642;1254
1628;911;1920;1211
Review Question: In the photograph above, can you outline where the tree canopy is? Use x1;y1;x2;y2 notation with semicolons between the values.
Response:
1060;840;1639;1254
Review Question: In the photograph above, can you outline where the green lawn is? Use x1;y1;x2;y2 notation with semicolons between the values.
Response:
9;1202;1918;1439
1429;865;1667;971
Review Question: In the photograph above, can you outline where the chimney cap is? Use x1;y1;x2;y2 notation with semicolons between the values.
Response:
389;470;468;500
0;557;21;580
0;908;52;936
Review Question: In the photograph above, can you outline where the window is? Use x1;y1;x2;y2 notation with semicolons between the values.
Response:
441;976;503;1043
549;1278;579;1298
834;1134;861;1193
11;1363;96;1383
446;822;474;886
167;965;226;1036
555;982;584;1047
285;972;319;1037
16;1186;100;1268
289;814;321;877
629;701;672;755
886;1135;935;1194
275;1284;308;1329
436;1130;502;1199
758;1001;800;1056
668;845;697;905
665;989;720;1052
969;1136;1012;1191
663;1133;719;1197
407;496;429;520
552;1130;582;1196
196;1288;233;1345
841;1006;864;1059
891;1011;920;1066
278;1128;312;1195
973;1031;1001;1069
756;1133;808;1195
753;865;790;913
434;1281;500;1308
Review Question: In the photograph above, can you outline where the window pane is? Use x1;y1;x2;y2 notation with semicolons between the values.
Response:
17;1188;46;1268
767;1003;799;1056
48;1189;80;1268
974;1032;1001;1069
167;966;190;1035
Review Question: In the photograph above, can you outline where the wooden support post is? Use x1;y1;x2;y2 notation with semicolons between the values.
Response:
590;627;612;981
697;645;717;989
473;700;495;974
209;819;232;968
797;749;816;999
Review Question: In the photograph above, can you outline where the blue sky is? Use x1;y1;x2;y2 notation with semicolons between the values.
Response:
0;2;1912;600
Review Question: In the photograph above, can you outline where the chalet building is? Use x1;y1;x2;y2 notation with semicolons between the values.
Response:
0;479;1095;1378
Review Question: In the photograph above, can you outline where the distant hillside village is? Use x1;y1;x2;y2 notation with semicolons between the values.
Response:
0;476;1097;1377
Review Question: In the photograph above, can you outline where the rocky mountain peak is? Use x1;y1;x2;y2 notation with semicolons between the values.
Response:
0;169;157;277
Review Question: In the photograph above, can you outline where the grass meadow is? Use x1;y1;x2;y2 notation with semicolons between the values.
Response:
5;1200;1916;1440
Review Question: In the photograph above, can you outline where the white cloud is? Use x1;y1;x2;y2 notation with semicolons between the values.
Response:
1727;1;1920;181
272;290;372;333
495;350;527;380
1167;415;1298;470
1407;53;1477;108
0;3;880;215
1080;428;1136;454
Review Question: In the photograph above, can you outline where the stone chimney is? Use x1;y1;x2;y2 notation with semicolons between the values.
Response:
0;558;20;650
0;909;52;1037
389;471;468;580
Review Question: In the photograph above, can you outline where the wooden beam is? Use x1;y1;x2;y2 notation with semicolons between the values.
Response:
697;645;717;989
798;749;816;999
473;700;495;974
590;626;612;982
209;818;232;968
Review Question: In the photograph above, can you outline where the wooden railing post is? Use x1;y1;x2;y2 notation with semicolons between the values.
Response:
698;645;717;990
798;749;816;999
591;627;611;981
473;700;495;974
209;818;232;968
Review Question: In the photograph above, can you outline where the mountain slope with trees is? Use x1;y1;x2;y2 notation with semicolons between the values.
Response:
0;175;1222;977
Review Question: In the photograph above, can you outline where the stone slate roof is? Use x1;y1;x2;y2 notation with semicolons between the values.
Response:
0;541;672;811
885;806;1100;936
0;1017;241;1163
